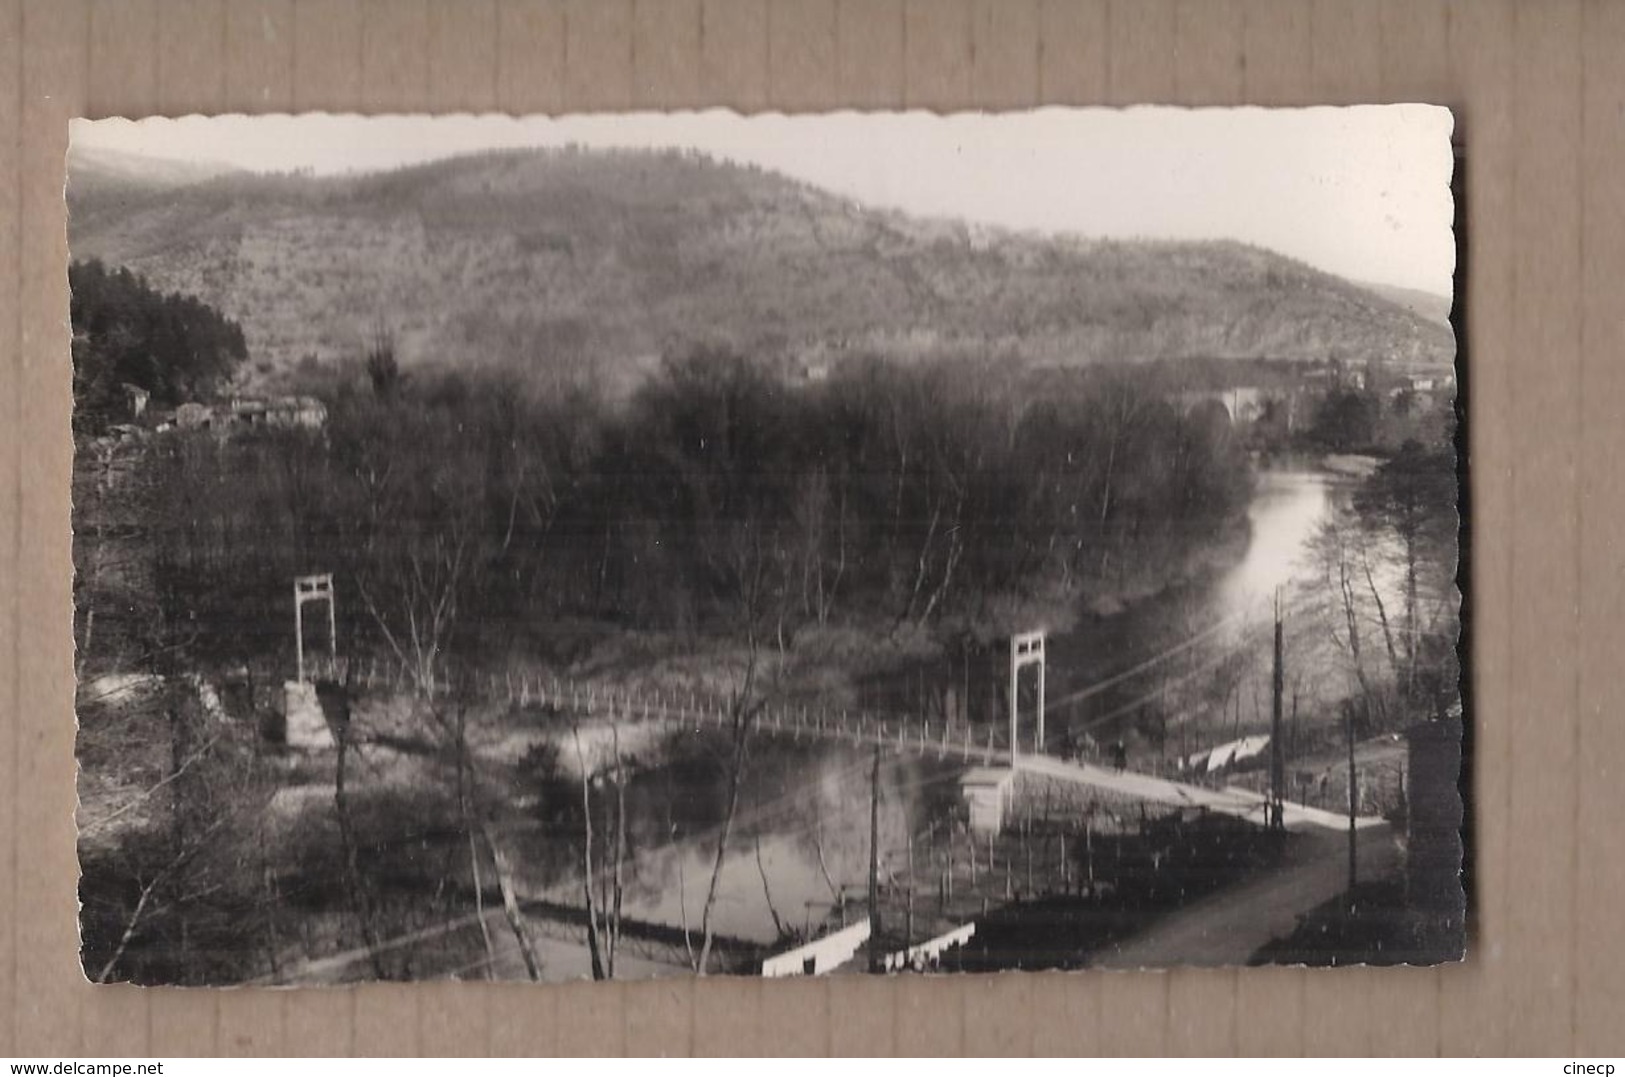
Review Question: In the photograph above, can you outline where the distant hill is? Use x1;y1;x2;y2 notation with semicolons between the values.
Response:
66;147;1456;395
1358;280;1454;329
68;144;244;192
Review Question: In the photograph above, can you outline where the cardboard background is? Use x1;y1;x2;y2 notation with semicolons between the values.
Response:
1;0;1621;1057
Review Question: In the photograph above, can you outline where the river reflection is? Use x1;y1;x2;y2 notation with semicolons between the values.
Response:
516;740;961;945
1214;470;1331;615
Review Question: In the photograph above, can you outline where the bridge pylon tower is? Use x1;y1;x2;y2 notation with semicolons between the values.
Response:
294;572;337;683
1008;629;1046;759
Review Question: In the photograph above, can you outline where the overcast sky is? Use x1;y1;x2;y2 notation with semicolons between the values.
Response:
72;106;1455;295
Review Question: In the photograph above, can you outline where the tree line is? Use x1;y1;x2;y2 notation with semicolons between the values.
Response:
118;347;1255;682
1306;438;1460;740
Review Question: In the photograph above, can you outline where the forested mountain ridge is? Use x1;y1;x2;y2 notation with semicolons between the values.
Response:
67;145;1455;393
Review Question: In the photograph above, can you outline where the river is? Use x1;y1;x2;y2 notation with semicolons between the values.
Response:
1041;467;1340;749
506;466;1347;959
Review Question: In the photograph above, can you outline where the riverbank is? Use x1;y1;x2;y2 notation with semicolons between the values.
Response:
448;508;1257;745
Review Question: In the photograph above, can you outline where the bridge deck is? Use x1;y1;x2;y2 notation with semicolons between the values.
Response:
1013;754;1386;832
333;662;1384;833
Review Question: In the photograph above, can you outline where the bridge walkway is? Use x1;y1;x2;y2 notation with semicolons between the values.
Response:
1013;754;1388;833
326;657;1382;832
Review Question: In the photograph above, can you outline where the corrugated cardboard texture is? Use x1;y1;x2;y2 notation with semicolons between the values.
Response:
2;0;1622;1057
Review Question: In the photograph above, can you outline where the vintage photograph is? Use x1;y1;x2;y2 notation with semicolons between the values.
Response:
68;106;1463;985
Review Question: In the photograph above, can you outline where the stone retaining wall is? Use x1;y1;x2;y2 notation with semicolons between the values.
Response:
1008;769;1186;833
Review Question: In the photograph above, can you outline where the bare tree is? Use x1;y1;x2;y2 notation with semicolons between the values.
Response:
353;521;473;698
572;722;628;980
81;674;279;985
480;820;542;981
695;650;762;976
332;709;388;979
1309;509;1389;730
1354;442;1459;703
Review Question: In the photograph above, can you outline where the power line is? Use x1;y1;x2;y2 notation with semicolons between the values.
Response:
1039;586;1323;714
1063;590;1321;735
1040;604;1255;713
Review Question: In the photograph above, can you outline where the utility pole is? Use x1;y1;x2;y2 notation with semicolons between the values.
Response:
867;743;881;973
1346;704;1358;894
1270;589;1285;831
905;827;915;947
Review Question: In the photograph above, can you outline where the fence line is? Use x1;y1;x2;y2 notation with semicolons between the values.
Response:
298;652;1017;766
296;654;1299;808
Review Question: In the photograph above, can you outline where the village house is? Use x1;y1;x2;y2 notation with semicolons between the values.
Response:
120;383;149;419
228;395;328;429
173;395;328;434
1301;358;1369;391
174;401;213;430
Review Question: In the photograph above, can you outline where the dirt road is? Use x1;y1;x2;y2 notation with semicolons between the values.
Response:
1094;823;1401;968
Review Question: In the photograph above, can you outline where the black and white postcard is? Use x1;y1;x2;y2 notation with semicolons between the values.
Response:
68;106;1464;985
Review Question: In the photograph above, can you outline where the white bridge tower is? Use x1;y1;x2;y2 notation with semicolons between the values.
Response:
1008;629;1046;759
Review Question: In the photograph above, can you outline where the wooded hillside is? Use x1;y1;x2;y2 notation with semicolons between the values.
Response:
68;146;1455;395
